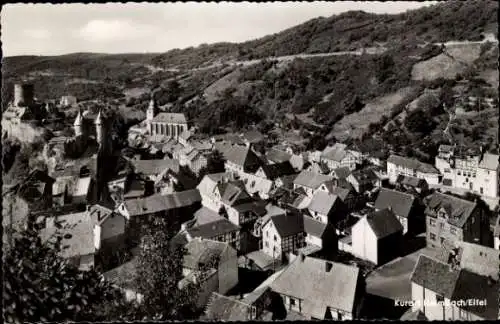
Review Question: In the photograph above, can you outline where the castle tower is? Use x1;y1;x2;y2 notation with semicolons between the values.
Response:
14;83;35;107
95;109;105;151
73;109;83;137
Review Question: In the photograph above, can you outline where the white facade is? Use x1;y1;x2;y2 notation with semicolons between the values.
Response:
387;161;440;185
262;220;282;259
351;217;378;265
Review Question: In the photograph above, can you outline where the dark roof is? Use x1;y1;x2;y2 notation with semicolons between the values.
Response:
331;167;351;180
152;112;187;124
387;154;439;174
365;208;403;239
214;142;261;168
411;255;460;299
183;238;229;270
330;186;352;201
349;168;379;183
452;270;499;320
242;130;264;143
186;218;240;239
277;174;299;189
233;201;268;216
375;188;416;219
303;215;335;239
123;189;200;217
218;181;251;206
204;292;254;321
259;162;296;180
266;213;304;238
396;174;428;188
131;158;180;175
294;170;333;189
424;192;477;228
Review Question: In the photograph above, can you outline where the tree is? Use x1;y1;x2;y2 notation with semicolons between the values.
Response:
205;149;226;174
405;109;436;134
3;228;122;323
133;217;200;320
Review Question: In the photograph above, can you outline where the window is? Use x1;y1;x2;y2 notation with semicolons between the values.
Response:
290;298;296;306
429;219;436;226
457;171;461;175
480;187;484;194
266;231;269;237
430;233;436;241
265;242;269;248
444;168;450;173
274;235;277;241
436;294;444;303
472;173;476;178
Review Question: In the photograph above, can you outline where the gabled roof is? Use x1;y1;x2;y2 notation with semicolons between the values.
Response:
321;143;348;162
457;241;500;280
264;213;304;238
303;215;335;239
375;188;416;219
424;192;477;228
331;167;351;180
294;170;333;190
103;257;139;291
241;130;264;144
387;154;439;174
204;292;254;321
266;148;292;164
214;142;261;168
186;219;240;241
396;175;427;188
330;186;352;201
123;189;200;217
152;112;187;124
131;158;180;175
308;191;340;216
218;181;251;206
270;256;361;316
349;168;379;183
258;162;296;180
183;238;230;270
365;208;403;239
410;255;460;299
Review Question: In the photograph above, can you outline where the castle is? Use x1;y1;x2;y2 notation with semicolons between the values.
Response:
3;83;48;123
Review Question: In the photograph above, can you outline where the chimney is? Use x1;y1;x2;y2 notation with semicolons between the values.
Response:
325;261;333;272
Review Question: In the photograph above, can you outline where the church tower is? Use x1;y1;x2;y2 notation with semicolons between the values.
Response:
146;97;157;134
95;109;105;151
74;109;83;137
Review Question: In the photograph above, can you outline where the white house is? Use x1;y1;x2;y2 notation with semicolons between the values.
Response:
410;255;499;321
351;209;403;265
387;154;440;185
261;213;305;260
293;170;334;197
320;143;357;171
435;145;499;198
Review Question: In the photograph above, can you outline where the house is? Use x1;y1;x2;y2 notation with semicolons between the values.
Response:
130;158;180;190
270;255;365;320
204;293;259;321
87;203;126;249
176;146;208;175
435;145;499;198
253;203;287;244
330;166;351;180
347;138;387;166
395;175;429;194
266;148;293;165
307;191;347;225
410;255;499;321
351;209;403;265
102;257;144;303
117;189;201;245
293;170;333;197
239;173;275;200
181;238;238;307
374;188;419;234
255;162;296;181
455;241;500;280
177;206;241;251
307;161;330;175
320;143;357;171
346;168;380;193
303;215;337;256
214;142;262;174
40;212;98;271
261;213;305;261
424;192;491;249
241;130;265;147
387;154;440;185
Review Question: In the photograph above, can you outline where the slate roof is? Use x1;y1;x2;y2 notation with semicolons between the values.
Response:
242;130;264;144
396;175;428;188
131;158;180;175
387;155;439;174
186;218;240;239
349;168;379;183
204;292;254;321
424;192;477;228
330;186;352;201
374;188;416;219
410;255;460;299
218;181;251;206
103;257;139;291
270;256;361;316
123;189;200;217
258;162;296;180
152;112;187;124
276;174;298;189
365;208;403;239
265;213;304;238
214;142;261;168
266;148;292;164
457;241;500;280
331;167;351;180
183;238;229;270
308;191;340;216
294;170;333;190
303;215;335;239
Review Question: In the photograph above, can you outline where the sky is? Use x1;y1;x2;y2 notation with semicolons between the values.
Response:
2;1;438;57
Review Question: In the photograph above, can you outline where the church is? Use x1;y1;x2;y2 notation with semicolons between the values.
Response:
146;98;188;141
